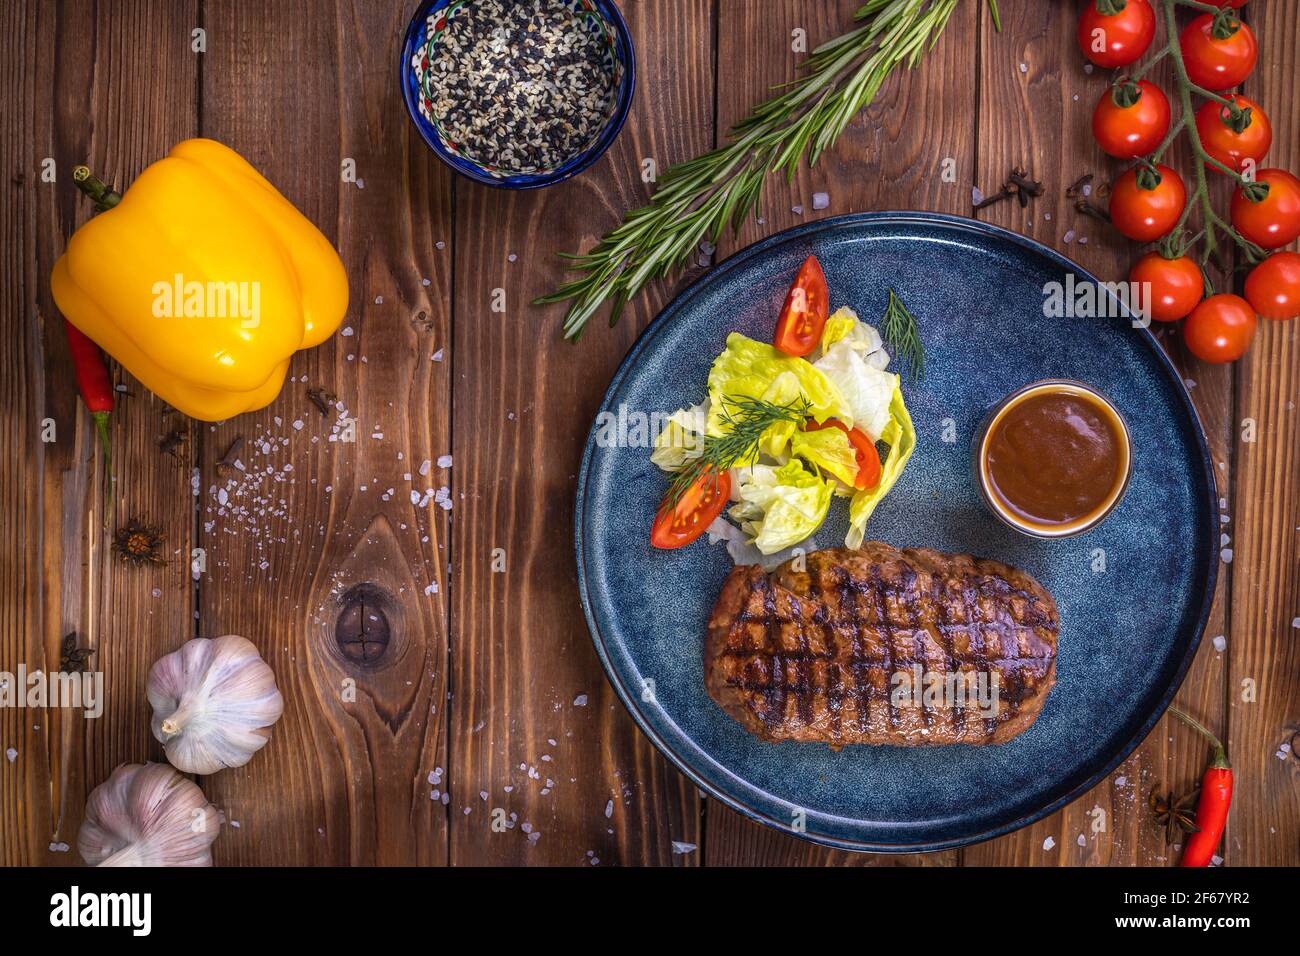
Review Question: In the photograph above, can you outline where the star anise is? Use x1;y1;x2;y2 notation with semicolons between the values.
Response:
59;632;95;674
111;518;166;566
1149;785;1200;845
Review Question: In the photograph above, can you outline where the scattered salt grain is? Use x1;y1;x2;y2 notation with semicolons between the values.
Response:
672;841;697;854
604;800;614;818
812;192;830;210
432;349;445;362
791;204;804;215
1042;836;1056;851
4;748;16;763
1221;548;1233;564
341;326;354;336
573;694;588;707
437;455;453;468
1077;834;1086;847
972;187;984;205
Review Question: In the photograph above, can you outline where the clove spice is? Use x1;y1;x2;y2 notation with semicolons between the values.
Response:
974;165;1044;211
215;436;244;478
306;386;336;417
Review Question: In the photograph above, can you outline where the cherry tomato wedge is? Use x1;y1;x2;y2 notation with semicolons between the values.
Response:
651;467;731;549
806;419;882;490
773;255;829;357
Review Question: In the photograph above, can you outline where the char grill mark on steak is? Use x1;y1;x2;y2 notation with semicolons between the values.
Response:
706;546;1059;746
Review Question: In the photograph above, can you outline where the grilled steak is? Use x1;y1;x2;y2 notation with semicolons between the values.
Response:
705;544;1058;746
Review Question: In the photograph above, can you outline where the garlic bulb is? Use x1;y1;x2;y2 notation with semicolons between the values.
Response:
78;762;222;866
147;634;284;775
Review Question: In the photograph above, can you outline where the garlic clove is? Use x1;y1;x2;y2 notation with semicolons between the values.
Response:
147;635;285;775
78;762;222;866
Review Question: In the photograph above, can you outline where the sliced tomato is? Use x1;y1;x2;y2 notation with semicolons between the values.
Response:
806;418;882;490
773;255;829;356
651;468;731;550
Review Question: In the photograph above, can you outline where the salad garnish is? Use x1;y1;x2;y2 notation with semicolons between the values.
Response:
650;256;918;555
880;288;926;382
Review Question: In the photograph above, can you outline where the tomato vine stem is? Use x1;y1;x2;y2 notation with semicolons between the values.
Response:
1144;0;1266;269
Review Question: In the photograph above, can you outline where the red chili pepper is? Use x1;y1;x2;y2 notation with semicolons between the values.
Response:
1170;705;1232;867
62;318;113;464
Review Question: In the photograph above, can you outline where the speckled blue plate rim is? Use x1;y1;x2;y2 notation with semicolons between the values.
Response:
574;210;1219;854
399;0;637;190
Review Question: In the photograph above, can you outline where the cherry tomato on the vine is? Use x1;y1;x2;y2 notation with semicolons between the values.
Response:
1244;252;1300;321
1093;80;1171;159
1195;94;1271;174
1129;252;1204;323
1180;14;1258;91
1110;164;1187;242
1230;168;1300;249
1078;0;1156;69
1182;294;1257;364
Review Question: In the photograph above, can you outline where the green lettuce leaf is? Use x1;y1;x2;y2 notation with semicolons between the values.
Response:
706;333;850;455
846;384;916;550
730;460;832;555
789;426;859;488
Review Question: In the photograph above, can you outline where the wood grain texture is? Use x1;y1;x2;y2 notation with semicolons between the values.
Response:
2;0;1295;868
703;0;977;866
0;0;199;867
1225;0;1300;866
966;0;1235;867
197;0;452;865
447;0;713;866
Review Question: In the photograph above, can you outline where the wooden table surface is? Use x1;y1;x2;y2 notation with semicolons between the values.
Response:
2;0;1296;867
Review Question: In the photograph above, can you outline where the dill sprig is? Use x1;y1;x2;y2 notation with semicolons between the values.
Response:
880;288;925;382
537;0;1001;340
661;396;811;512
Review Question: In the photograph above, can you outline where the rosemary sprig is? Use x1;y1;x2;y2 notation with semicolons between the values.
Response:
880;289;925;382
538;0;1002;340
661;396;810;512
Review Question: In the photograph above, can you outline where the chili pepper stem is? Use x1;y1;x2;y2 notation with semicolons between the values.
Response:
1169;704;1230;769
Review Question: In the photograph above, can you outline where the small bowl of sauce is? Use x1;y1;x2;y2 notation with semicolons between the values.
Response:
974;380;1132;538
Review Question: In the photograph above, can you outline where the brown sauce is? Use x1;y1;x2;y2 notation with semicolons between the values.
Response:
984;388;1126;529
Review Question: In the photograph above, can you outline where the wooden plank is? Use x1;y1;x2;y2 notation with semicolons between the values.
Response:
1224;0;1300;866
0;0;198;866
197;0;452;865
448;0;713;866
966;0;1233;866
704;0;978;866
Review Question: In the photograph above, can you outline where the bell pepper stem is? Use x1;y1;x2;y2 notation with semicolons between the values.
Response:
72;166;122;212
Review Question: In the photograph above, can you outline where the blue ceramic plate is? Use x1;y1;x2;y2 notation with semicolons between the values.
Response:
575;212;1218;852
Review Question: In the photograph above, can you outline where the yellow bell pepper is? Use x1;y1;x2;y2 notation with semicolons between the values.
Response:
51;138;348;421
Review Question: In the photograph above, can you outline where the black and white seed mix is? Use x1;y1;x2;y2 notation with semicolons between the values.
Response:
415;0;618;175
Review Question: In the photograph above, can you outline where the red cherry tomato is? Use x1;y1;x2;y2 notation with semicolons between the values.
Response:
1244;251;1300;321
805;418;882;490
650;467;731;549
1195;94;1272;174
1129;253;1204;323
1230;168;1300;249
773;255;829;357
1078;0;1156;69
1182;294;1257;363
1180;14;1258;91
1110;164;1187;242
1093;80;1171;159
